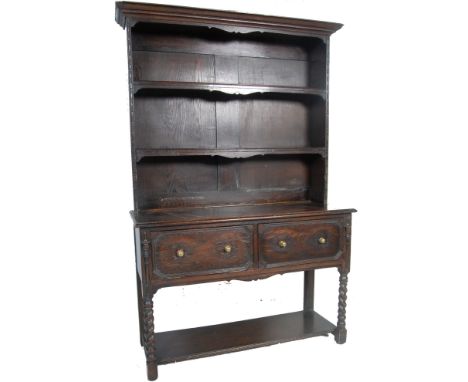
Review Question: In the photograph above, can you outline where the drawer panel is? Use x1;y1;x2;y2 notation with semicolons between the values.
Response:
259;220;343;267
151;226;253;278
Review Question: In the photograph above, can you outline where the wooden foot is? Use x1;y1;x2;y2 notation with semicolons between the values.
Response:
334;269;349;344
147;361;158;381
334;327;347;344
143;296;158;380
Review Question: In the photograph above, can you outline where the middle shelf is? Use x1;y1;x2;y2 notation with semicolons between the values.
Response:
133;80;327;97
133;90;327;150
135;147;326;161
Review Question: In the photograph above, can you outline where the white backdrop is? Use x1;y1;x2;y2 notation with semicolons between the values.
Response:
1;0;467;381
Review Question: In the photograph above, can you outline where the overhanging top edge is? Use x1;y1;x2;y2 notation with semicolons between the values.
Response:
115;2;343;35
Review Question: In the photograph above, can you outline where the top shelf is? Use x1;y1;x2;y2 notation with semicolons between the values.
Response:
133;81;327;98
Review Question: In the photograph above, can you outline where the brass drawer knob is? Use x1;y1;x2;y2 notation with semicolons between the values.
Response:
224;244;232;253
278;240;287;248
176;249;185;258
318;237;327;244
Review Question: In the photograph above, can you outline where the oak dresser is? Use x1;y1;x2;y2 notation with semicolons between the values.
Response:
115;2;356;379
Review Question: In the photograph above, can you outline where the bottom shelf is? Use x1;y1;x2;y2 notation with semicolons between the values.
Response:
156;310;336;364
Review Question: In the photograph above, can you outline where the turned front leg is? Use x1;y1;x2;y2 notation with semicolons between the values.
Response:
143;296;158;380
334;268;349;344
136;272;144;347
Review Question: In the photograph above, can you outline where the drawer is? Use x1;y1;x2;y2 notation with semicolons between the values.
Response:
259;220;343;267
151;226;253;278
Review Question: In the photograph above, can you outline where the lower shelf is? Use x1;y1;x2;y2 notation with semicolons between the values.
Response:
155;310;335;364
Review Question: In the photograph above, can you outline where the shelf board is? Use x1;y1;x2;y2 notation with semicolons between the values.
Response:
131;202;356;227
136;147;326;161
133;81;326;97
155;310;336;365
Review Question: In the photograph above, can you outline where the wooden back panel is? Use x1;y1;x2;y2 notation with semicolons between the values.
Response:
136;155;324;209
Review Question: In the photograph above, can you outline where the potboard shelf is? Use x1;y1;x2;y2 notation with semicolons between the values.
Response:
155;310;336;364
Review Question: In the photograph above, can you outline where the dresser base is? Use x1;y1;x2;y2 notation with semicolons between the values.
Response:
134;208;354;379
155;310;335;365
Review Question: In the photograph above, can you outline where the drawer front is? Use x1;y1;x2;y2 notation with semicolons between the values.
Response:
259;220;343;267
151;226;253;278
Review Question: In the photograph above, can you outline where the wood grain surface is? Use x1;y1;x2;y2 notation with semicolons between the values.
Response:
259;220;343;267
151;225;253;278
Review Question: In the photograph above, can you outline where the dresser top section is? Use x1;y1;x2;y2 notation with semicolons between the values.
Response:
115;2;343;36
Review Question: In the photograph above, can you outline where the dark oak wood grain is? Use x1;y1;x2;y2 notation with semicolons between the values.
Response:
259;220;343;267
133;51;216;82
134;95;216;149
116;2;354;379
133;52;310;87
136;155;326;209
216;97;320;148
131;23;312;60
136;157;218;209
151;225;253;278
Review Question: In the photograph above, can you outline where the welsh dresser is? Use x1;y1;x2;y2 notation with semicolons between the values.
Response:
115;2;356;380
